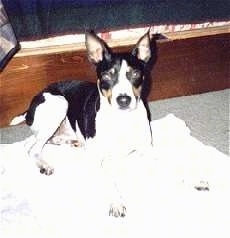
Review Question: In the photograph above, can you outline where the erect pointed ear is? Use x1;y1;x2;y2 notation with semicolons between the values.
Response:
85;31;111;64
132;30;151;63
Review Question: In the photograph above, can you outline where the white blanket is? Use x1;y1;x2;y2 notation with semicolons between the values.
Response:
1;114;230;238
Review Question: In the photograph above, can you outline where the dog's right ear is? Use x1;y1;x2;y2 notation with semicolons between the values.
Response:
85;31;111;64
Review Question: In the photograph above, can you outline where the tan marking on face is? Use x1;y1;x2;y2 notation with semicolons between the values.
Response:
102;89;112;104
132;85;142;98
97;79;112;104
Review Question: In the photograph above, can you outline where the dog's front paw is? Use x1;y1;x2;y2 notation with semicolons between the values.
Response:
109;204;126;218
37;160;54;176
39;166;54;176
194;180;210;191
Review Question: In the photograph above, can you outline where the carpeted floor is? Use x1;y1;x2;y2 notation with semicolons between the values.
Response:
148;89;229;155
1;89;229;155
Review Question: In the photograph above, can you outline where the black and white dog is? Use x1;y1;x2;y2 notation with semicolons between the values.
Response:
11;31;154;217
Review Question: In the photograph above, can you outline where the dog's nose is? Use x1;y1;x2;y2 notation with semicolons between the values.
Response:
116;94;131;109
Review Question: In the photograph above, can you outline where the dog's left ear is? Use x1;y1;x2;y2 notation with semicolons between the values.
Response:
132;31;151;63
85;31;111;64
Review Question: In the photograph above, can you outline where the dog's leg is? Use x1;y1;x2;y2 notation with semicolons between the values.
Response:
101;156;127;218
108;181;126;218
29;137;62;176
28;93;68;175
48;118;83;147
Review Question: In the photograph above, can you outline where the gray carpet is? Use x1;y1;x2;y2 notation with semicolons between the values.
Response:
0;89;229;155
148;89;229;155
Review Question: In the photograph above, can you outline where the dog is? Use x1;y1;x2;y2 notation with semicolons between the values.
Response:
10;30;155;217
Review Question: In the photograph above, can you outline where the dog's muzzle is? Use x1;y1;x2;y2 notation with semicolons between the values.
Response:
116;94;132;109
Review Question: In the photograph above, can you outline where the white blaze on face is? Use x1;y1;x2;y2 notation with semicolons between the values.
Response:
111;60;137;110
119;60;129;82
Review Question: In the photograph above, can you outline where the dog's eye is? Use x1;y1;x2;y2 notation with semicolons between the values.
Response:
127;70;143;87
102;68;117;81
127;70;141;80
102;73;111;81
131;70;141;79
127;69;141;79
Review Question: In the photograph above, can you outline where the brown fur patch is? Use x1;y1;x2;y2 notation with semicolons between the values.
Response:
132;85;142;98
102;89;112;104
97;79;112;104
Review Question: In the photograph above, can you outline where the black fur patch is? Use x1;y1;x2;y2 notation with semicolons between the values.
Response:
25;80;100;139
62;81;100;139
25;93;45;126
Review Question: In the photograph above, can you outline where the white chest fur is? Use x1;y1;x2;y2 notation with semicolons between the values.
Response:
86;99;152;156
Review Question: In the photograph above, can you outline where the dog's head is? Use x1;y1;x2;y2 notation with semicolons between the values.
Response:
85;31;153;111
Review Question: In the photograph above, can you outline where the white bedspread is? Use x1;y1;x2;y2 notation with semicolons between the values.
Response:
1;114;230;238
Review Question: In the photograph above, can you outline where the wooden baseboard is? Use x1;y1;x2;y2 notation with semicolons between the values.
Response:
0;32;229;127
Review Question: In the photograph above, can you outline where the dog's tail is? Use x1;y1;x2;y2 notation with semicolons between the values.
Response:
10;112;27;126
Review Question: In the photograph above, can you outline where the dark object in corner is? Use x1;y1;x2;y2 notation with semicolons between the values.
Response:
0;0;20;71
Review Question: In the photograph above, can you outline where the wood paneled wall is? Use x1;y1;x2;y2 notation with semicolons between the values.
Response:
0;33;229;127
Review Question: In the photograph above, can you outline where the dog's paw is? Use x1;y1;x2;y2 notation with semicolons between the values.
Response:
109;204;126;218
194;181;210;191
39;166;54;176
37;160;54;176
